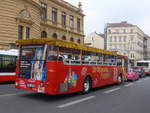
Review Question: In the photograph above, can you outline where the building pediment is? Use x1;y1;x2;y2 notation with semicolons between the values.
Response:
16;6;34;25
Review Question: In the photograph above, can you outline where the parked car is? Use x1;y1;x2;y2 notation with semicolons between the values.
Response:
127;69;139;81
132;66;146;78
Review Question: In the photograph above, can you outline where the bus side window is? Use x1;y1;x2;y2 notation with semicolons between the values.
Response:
110;56;116;65
58;54;64;61
75;56;79;60
48;55;57;61
82;51;90;64
68;54;72;60
59;47;81;64
103;55;109;65
117;58;122;66
48;45;57;61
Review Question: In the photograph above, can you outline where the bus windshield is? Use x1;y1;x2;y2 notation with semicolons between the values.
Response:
21;45;44;61
19;45;47;80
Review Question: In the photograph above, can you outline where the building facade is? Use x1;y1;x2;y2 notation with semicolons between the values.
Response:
146;35;150;59
0;0;84;49
84;32;104;49
105;21;149;66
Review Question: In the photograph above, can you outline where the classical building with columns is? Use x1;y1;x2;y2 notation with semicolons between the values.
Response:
0;0;84;49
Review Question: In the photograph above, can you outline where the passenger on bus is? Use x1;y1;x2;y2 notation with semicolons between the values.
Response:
58;54;64;61
68;54;72;60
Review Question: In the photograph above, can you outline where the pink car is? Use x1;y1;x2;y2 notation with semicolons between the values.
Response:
127;69;139;81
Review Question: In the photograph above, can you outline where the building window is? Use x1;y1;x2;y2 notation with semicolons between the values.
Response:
123;29;126;33
26;27;30;39
52;33;57;39
108;29;111;34
109;36;112;42
85;43;92;46
18;25;23;40
70;15;74;28
130;35;134;41
130;29;133;33
114;36;117;42
77;39;81;44
119;36;121;42
40;2;47;19
124;36;126;42
114;45;117;49
52;8;57;23
115;29;119;33
130;53;132;58
77;18;81;31
41;31;47;38
61;12;66;26
62;35;66;40
124;44;126;50
118;44;121;49
133;53;134;58
70;37;74;42
131;53;134;58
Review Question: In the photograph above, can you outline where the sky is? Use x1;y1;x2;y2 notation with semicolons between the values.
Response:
66;0;150;36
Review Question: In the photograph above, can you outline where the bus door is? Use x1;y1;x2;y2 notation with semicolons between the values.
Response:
19;44;47;81
117;56;126;81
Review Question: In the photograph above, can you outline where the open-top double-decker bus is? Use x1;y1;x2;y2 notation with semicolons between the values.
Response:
0;49;18;82
15;38;128;94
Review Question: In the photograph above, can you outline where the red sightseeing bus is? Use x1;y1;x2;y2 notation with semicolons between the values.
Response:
0;49;18;82
15;38;128;94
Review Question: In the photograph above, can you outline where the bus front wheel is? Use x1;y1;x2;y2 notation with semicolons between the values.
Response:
82;77;92;94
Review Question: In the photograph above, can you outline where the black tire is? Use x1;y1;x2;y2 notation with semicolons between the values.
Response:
82;77;92;94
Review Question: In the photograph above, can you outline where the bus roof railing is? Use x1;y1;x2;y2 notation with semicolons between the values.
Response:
63;59;116;66
16;38;117;56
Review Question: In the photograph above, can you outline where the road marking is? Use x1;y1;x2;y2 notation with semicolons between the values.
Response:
0;92;29;97
124;83;134;87
136;80;142;83
147;78;150;80
104;87;121;94
143;78;150;81
57;96;95;108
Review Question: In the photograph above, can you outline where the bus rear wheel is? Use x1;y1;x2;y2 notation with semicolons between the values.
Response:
82;77;92;94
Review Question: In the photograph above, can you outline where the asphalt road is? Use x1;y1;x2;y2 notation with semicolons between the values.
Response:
0;77;150;113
